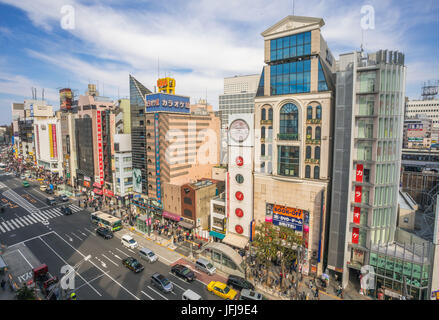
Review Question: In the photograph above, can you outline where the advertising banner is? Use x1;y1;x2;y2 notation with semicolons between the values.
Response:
352;227;359;244
353;207;361;224
272;204;305;231
354;186;362;203
356;164;364;182
51;124;57;158
49;124;54;158
145;93;190;113
133;168;142;193
96;111;104;184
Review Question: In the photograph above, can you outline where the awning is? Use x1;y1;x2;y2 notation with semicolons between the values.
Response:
93;182;101;188
209;230;225;240
222;233;248;249
163;211;182;222
93;188;103;195
178;220;194;230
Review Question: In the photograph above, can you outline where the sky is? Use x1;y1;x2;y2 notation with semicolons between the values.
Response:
0;0;438;125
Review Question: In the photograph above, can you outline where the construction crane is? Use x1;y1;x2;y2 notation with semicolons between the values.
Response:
46;254;91;300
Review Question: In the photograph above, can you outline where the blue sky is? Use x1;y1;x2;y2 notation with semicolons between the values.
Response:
0;0;438;125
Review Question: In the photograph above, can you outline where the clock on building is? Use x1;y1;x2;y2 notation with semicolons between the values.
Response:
229;119;250;142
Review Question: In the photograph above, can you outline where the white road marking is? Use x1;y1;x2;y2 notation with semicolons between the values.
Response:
115;248;129;257
127;248;136;254
65;234;73;242
101;254;118;266
12;219;23;228
21;216;33;225
79;230;87;237
38;236;102;297
147;286;169;300
74;272;108;292
6;221;15;230
71;232;83;241
168;273;190;289
7;231;54;248
17;249;34;268
141;290;154;300
0;224;5;233
39;211;53;219
42;210;56;218
18;217;29;226
26;215;38;223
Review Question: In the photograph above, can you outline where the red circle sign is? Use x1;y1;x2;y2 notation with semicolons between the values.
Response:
235;225;243;234
235;208;244;217
236;156;244;166
235;191;244;201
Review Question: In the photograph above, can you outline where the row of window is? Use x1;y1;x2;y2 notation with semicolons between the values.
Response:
270;60;311;95
270;31;312;61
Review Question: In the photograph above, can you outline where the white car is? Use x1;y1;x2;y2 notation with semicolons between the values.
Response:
20;175;26;180
121;235;138;249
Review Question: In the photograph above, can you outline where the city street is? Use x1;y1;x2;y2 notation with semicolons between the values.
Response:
0;173;221;300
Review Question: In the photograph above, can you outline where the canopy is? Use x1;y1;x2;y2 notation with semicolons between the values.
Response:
178;220;194;230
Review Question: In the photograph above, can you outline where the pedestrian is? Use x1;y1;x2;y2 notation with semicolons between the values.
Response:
314;287;319;300
1;278;5;291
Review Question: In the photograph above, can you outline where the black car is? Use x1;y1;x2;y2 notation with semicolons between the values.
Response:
171;264;196;282
96;227;113;239
58;195;69;202
45;188;54;195
226;275;255;291
60;206;73;215
122;257;144;273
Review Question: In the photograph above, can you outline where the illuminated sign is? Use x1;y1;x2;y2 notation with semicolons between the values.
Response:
157;77;176;94
271;204;305;231
352;227;359;244
97;111;104;185
145;93;190;113
356;164;364;182
353;207;361;224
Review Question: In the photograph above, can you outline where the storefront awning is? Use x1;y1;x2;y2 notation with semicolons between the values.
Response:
163;211;182;222
222;233;248;249
178;220;194;230
93;182;101;188
93;188;103;195
209;230;226;240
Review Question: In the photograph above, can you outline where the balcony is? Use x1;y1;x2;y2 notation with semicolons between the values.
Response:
277;133;299;141
306;119;321;124
305;158;320;164
306;138;321;145
261;120;272;125
260;137;272;144
260;155;272;161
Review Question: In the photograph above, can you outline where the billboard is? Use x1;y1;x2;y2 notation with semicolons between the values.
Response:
133;168;142;193
271;204;305;231
145;93;190;113
60;88;73;110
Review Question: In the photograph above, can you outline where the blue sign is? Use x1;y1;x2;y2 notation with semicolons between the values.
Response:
272;213;303;231
50;184;54;190
145;93;190;113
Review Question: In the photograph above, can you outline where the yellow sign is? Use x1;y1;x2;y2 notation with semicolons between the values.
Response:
273;204;304;220
49;124;54;158
157;77;175;94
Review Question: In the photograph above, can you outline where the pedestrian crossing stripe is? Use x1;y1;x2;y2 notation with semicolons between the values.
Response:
27;216;38;223
42;210;56;218
13;218;25;227
1;222;10;232
6;221;15;230
0;224;5;233
9;219;20;228
21;216;34;225
18;217;29;226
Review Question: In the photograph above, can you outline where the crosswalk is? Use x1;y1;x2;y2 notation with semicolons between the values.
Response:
0;204;82;234
0;182;8;189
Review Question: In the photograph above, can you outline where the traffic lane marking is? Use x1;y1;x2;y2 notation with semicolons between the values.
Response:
147;285;169;300
71;232;83;241
52;231;140;300
115;248;130;257
75;271;109;293
101;254;118;266
141;290;154;300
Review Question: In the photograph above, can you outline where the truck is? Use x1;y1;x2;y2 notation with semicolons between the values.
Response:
32;264;59;300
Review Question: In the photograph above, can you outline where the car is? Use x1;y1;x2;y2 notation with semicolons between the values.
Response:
46;197;56;206
20;175;26;180
45;188;54;194
138;247;158;263
96;227;113;239
121;235;138;249
122;257;144;273
239;289;264;300
22;181;30;188
226;275;255;291
60;206;73;215
40;185;47;192
195;258;216;275
171;264;196;282
58;195;69;202
206;281;237;300
150;273;173;293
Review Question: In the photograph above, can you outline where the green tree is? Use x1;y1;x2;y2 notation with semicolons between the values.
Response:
252;222;302;289
16;284;36;300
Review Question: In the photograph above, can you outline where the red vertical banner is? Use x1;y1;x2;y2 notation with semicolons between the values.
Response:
353;207;361;224
352;227;359;244
356;164;364;182
97;111;104;184
354;186;362;203
52;124;57;158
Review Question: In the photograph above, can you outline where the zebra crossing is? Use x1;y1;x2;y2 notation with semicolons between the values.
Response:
0;204;82;234
0;181;8;189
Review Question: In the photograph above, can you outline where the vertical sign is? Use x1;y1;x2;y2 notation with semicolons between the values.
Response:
154;113;161;202
353;207;361;224
352;227;359;244
354;186;362;203
48;124;54;158
97;110;104;185
52;124;57;158
356;164;364;182
36;125;40;159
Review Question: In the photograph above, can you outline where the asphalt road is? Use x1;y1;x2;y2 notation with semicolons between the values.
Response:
0;173;222;300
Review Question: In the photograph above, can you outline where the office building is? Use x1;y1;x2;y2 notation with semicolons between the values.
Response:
405;99;439;128
114;134;133;198
403;117;432;149
33;117;63;176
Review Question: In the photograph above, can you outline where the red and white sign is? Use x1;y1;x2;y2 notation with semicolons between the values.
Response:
236;156;244;167
235;225;243;234
352;227;359;244
104;189;114;197
354;186;362;203
96;111;104;185
235;208;243;217
356;164;364;182
235;191;244;201
353;207;361;224
52;124;58;158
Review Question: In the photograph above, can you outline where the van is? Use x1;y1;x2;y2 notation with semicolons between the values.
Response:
195;258;216;275
46;197;56;206
139;247;158;263
239;289;264;300
182;289;202;300
121;235;138;249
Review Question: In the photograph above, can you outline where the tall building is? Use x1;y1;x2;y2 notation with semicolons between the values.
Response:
60;111;78;187
403;116;432;149
405;99;439;128
250;16;335;275
33;117;63;176
327;49;408;294
219;75;259;164
114;134;133;199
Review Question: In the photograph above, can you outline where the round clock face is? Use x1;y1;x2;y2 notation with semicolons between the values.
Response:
229;119;250;142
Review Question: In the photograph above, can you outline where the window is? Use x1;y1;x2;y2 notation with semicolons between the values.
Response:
316;105;322;119
305;165;311;178
270;31;311;61
261;126;266;139
278;146;300;177
306;146;311;159
261;144;265;156
315;146;320;160
183;209;192;218
307;106;313;120
270;59;311;95
318;60;328;91
268;108;273;120
279;103;299;139
261;108;266;121
184;197;192;205
306;126;312;139
315;126;321;140
314;166;320;179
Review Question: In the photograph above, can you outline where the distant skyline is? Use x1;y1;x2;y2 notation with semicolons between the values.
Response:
0;0;439;125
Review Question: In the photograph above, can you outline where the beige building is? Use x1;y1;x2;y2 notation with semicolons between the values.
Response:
252;16;335;275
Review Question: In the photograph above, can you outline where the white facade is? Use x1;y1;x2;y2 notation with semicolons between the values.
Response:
33;118;63;176
405;99;439;128
210;194;227;236
114;134;132;196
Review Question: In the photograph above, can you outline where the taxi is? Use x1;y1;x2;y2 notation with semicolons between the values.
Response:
22;181;30;188
206;281;237;300
40;184;47;191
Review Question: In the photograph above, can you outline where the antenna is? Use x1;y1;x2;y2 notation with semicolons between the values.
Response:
42;88;45;101
292;0;295;15
158;57;160;80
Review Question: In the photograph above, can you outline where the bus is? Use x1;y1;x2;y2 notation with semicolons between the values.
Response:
91;211;122;231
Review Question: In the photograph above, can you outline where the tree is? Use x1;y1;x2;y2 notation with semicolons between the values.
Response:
16;284;37;300
252;222;303;289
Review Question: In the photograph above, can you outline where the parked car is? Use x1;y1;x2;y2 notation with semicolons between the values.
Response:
239;289;264;300
195;258;216;275
150;273;173;293
182;289;202;300
96;227;113;239
121;235;138;249
60;206;73;215
22;181;30;188
122;257;144;273
171;264;196;282
45;188;54;195
58;195;69;202
206;281;237;300
138;247;158;263
46;197;56;206
226;275;255;291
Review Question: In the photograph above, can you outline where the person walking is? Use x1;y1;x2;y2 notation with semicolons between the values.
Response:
314;287;320;300
1;278;5;291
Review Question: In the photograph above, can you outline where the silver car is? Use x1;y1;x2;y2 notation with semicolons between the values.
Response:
151;273;173;293
139;247;158;263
